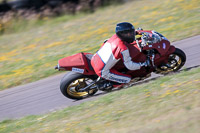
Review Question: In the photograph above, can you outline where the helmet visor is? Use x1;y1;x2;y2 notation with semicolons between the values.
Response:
119;29;135;43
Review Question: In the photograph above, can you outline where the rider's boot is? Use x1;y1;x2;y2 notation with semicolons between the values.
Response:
98;81;125;91
97;81;113;91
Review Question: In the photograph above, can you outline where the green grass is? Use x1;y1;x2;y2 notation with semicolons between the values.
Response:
0;67;200;133
0;0;200;90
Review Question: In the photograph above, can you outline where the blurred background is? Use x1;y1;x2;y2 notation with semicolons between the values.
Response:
0;0;122;18
0;0;199;90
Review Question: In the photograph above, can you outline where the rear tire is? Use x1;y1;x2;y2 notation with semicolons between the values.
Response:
60;72;98;100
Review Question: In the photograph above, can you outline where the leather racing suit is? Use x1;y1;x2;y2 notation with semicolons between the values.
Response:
91;34;142;84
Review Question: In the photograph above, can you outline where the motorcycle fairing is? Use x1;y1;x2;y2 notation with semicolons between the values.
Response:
142;39;171;56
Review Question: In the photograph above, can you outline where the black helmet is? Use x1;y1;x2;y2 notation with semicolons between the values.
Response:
116;22;135;43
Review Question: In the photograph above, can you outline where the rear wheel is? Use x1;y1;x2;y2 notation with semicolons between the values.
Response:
155;48;186;74
60;72;98;100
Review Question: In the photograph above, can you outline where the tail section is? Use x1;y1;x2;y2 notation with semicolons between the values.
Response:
55;53;95;75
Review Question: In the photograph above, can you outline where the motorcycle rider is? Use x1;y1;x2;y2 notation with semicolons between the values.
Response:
91;22;151;90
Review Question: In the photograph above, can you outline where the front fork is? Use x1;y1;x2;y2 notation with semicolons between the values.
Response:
149;53;173;71
146;49;156;71
150;54;155;68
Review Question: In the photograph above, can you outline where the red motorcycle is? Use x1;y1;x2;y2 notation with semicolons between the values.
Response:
55;30;186;100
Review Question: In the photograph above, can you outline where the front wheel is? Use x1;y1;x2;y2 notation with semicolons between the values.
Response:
155;48;186;74
60;72;98;100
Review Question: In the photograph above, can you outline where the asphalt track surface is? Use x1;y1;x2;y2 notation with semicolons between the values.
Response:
0;35;200;121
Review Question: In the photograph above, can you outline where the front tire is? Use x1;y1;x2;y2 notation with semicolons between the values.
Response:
155;48;186;74
60;72;98;100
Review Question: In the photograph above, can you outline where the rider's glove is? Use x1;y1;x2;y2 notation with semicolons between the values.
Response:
140;59;151;68
140;59;152;72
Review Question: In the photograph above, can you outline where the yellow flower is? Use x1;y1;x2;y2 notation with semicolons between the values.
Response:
40;42;64;50
160;83;165;87
22;44;37;51
143;6;149;10
173;90;180;93
166;90;171;95
12;65;34;76
155;119;161;123
3;50;18;57
0;49;19;62
96;28;108;35
34;36;47;42
44;63;51;67
155;16;175;24
0;56;10;62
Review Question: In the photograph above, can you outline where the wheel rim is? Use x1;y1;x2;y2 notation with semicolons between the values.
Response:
66;78;95;98
158;53;183;73
168;54;182;70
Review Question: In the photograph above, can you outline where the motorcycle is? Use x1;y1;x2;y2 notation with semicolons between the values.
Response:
55;30;186;100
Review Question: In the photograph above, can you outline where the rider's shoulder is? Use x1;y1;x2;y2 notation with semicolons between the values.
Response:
107;34;127;49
